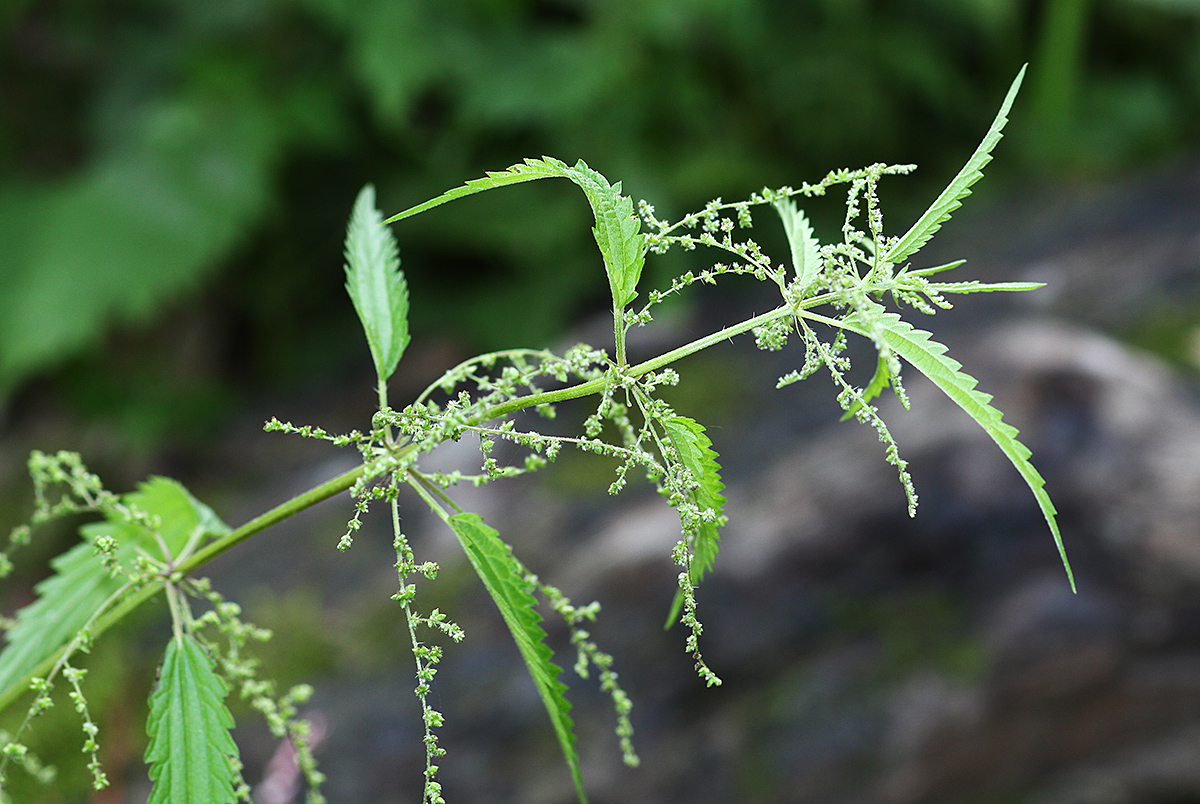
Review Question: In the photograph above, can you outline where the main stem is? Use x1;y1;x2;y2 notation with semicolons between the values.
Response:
179;301;796;583
483;304;793;420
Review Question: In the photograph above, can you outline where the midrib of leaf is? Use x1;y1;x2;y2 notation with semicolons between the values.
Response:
563;162;644;309
774;199;820;291
842;310;1075;591
883;65;1026;266
448;513;587;804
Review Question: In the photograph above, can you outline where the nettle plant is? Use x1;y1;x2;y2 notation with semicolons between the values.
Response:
0;67;1072;804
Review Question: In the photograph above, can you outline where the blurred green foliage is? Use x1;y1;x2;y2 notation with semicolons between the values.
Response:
2;0;1199;401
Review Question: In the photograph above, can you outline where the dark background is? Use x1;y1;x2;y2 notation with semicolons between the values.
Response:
3;1;1200;802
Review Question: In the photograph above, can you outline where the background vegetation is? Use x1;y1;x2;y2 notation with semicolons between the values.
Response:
3;0;1200;416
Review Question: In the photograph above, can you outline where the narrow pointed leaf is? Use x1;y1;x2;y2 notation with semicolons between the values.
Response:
0;478;229;707
843;311;1074;590
774;199;821;291
662;416;727;627
447;513;587;804
884;66;1025;265
383;157;572;224
344;184;410;384
145;634;239;804
908;259;966;277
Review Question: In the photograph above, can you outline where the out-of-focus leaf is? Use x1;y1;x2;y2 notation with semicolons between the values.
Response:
0;76;283;395
0;478;229;709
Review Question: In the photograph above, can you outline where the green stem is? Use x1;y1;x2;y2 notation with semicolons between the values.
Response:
177;464;366;576
480;304;793;421
165;582;186;643
627;305;792;377
410;470;463;515
407;473;452;525
614;304;627;367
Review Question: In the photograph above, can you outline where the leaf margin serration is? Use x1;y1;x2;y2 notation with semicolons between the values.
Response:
843;310;1075;591
662;414;728;627
883;65;1026;266
448;512;588;804
0;477;230;707
144;633;240;804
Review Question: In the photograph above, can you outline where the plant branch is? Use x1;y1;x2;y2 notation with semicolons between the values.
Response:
0;464;368;716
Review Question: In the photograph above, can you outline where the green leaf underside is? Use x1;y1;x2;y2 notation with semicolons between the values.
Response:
447;513;587;804
145;634;239;804
383;156;643;310
774;199;821;291
0;478;229;704
345;184;410;384
884;65;1026;266
662;416;727;627
842;311;1075;591
841;354;892;421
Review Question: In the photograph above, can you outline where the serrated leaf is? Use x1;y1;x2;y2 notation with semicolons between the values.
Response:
840;353;892;421
381;157;644;310
662;416;727;627
0;478;229;706
344;184;410;385
884;66;1025;266
843;310;1075;591
774;198;821;291
382;157;571;224
145;634;239;804
560;160;645;310
447;513;587;804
